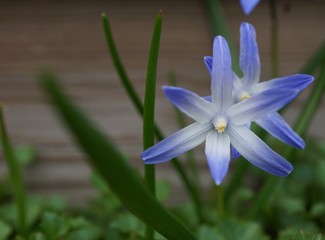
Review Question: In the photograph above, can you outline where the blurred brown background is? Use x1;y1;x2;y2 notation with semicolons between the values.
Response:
0;0;324;205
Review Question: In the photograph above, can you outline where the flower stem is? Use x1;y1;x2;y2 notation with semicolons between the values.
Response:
216;185;225;219
270;0;279;78
0;107;27;236
143;12;163;240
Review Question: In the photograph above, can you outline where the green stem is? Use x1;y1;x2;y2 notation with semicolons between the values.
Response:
249;62;325;219
0;107;27;236
270;0;279;78
216;185;225;219
101;13;203;222
143;12;163;240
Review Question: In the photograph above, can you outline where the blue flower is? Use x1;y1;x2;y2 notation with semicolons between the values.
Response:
240;0;261;14
203;23;313;154
141;36;299;185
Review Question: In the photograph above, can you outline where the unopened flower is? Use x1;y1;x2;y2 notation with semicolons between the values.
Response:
141;36;298;185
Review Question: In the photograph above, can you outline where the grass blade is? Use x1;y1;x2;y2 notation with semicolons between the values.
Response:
0;107;27;236
143;12;163;240
41;73;196;240
143;12;162;194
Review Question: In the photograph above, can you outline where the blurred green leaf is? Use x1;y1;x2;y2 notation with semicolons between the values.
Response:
278;197;304;215
278;230;324;240
90;172;110;194
40;212;70;238
0;108;27;236
67;228;101;240
172;203;199;227
0;219;11;240
218;219;268;240
28;233;46;240
197;225;225;240
156;181;171;202
105;229;123;240
41;73;195;240
110;214;144;235
0;197;42;232
310;202;325;218
43;196;68;212
14;146;36;167
315;160;325;187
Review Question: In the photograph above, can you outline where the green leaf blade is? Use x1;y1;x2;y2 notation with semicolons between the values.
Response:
41;73;195;240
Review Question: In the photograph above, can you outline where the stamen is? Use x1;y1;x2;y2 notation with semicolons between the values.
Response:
214;117;227;133
239;92;251;101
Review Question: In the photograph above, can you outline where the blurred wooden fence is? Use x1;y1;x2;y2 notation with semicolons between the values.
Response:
0;0;324;204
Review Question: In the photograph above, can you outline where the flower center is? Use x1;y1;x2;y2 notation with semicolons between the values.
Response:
239;92;251;101
214;116;227;133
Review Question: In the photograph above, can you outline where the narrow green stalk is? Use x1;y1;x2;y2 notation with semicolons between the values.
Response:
101;13;203;221
101;13;143;113
249;62;325;219
204;0;240;75
143;12;163;240
270;0;279;78
143;12;162;195
216;185;225;219
0;107;27;236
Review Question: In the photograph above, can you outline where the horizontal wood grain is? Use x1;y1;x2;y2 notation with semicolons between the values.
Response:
0;0;324;205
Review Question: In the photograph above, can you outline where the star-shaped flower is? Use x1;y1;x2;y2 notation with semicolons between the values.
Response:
141;35;299;185
240;0;261;14
203;23;313;154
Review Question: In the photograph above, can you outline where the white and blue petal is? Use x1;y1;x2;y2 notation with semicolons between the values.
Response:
228;124;293;176
231;145;241;159
240;0;261;15
231;122;251;159
227;89;297;125
240;22;261;86
202;95;212;102
204;56;213;74
250;74;314;95
255;112;304;149
205;131;231;185
211;36;234;111
142;122;212;164
163;86;215;123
